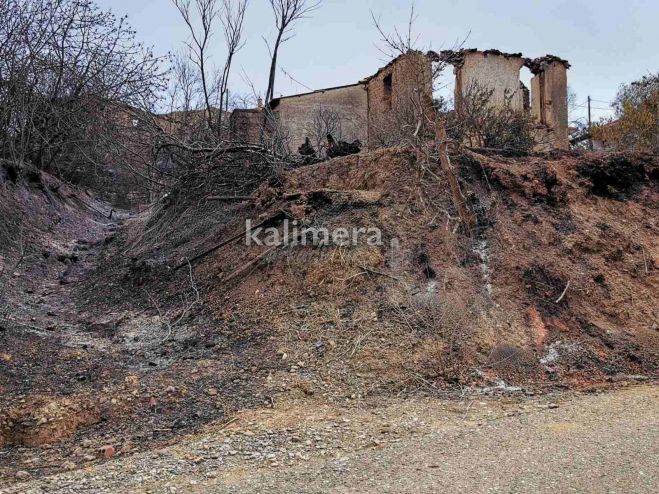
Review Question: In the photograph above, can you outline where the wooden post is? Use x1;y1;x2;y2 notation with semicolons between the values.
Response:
587;96;593;150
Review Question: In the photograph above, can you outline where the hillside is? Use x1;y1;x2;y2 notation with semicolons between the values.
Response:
197;147;659;390
0;147;657;481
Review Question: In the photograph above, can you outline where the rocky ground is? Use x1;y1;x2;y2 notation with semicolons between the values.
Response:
2;384;657;493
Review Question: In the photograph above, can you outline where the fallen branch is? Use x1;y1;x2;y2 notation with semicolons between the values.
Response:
145;261;200;345
156;140;268;155
222;245;278;284
217;417;240;431
358;265;401;282
205;195;253;201
555;280;571;303
283;189;383;206
435;122;476;235
222;225;314;285
173;211;286;271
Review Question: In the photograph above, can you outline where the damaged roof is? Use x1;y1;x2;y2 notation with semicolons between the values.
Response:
428;48;523;68
428;49;570;74
524;55;571;74
359;50;427;83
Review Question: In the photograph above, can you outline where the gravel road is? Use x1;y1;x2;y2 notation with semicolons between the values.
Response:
3;384;657;494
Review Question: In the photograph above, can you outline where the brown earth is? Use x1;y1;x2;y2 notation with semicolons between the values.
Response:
0;147;657;481
196;147;659;392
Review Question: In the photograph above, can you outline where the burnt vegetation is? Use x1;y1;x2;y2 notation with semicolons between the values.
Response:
1;0;658;483
577;153;655;198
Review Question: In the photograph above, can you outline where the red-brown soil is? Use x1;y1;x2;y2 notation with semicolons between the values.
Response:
0;148;657;481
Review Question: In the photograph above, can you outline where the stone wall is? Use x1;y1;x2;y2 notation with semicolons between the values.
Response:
230;49;569;154
454;51;525;113
365;51;433;149
530;59;569;150
434;49;570;151
270;84;368;154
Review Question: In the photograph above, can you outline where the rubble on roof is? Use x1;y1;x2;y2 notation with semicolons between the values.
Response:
524;55;571;74
359;50;425;83
428;49;524;68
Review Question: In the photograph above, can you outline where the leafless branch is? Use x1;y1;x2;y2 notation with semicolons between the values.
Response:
370;2;420;59
264;0;322;106
172;0;221;130
145;261;200;344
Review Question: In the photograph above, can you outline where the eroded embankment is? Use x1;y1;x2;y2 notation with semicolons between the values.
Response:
0;149;657;481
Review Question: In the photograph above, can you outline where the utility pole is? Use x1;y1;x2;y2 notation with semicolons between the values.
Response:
587;96;593;150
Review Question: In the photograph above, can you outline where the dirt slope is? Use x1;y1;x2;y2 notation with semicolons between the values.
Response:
191;147;659;393
0;148;657;482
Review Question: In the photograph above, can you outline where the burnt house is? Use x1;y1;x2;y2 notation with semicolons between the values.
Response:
432;49;570;150
229;48;570;153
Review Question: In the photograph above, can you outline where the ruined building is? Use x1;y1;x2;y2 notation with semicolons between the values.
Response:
229;49;570;153
433;49;570;150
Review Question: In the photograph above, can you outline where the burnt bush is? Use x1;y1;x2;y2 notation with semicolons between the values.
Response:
446;81;535;155
577;154;650;198
0;160;19;183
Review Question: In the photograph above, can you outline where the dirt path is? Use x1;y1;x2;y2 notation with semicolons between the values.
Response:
3;384;657;493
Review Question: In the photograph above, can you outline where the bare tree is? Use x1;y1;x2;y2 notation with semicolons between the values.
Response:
172;0;221;131
171;0;247;139
369;2;445;150
164;51;202;135
216;0;248;136
370;2;421;58
264;0;321;106
305;105;346;157
169;51;202;114
0;0;166;202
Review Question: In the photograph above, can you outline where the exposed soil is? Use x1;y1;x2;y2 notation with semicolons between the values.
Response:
0;148;657;483
2;384;657;493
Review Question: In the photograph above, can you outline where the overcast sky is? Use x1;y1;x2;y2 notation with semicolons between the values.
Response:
97;0;658;124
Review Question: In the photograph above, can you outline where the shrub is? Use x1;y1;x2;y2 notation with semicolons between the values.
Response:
591;73;659;152
446;81;535;154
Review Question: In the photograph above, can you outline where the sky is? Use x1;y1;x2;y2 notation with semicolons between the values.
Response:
96;0;659;124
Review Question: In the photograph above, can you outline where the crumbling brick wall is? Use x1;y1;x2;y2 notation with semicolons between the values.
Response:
434;49;570;151
229;108;263;145
365;51;433;149
270;84;368;154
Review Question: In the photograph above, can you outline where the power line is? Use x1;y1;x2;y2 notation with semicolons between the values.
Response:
578;98;614;107
575;104;613;110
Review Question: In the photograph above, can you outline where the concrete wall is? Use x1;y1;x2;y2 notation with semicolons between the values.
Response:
366;51;433;149
455;51;525;113
271;84;368;154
